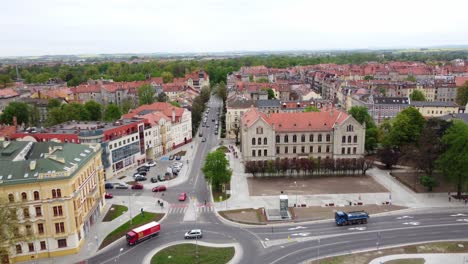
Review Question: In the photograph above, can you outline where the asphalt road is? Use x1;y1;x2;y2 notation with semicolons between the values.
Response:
86;96;468;264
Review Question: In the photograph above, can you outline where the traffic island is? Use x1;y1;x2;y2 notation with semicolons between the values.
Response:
98;212;164;250
150;243;234;264
102;204;128;222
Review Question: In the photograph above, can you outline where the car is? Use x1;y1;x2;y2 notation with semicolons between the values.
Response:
198;132;202;137
201;137;206;142
158;174;167;182
175;156;181;160
137;166;149;172
214;130;218;135
212;118;215;122
145;161;157;167
104;183;114;189
178;192;187;201
134;171;147;177
184;229;202;239
104;193;113;199
169;155;174;160
206;124;209;128
131;183;144;190
151;185;167;192
114;183;129;189
150;177;158;183
134;175;147;181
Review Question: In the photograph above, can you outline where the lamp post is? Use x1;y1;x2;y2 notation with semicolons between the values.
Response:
117;247;123;263
129;193;135;227
294;181;298;206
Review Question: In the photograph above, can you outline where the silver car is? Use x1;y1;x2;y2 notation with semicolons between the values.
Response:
184;229;202;239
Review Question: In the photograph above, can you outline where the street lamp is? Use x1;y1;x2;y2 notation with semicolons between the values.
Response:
116;248;123;263
129;193;136;227
294;181;298;207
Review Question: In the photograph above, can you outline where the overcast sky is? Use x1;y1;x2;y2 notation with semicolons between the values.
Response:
1;0;468;57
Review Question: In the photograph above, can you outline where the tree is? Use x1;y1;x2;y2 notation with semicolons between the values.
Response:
170;101;181;107
161;71;174;83
47;107;67;126
377;146;400;169
256;77;269;83
202;149;232;191
263;88;276;99
456;81;468;106
364;75;374;80
0;74;12;87
138;84;155;106
84;100;102;121
47;98;62;109
104;103;122;121
437;120;468;198
304;105;320;112
214;82;226;102
156;92;168;102
29;106;41;126
420;175;438;192
409;90;426;101
63;102;89;121
388;107;425;148
0;102;30;126
348;106;378;152
406;75;417;82
120;98;135;114
0;198;31;263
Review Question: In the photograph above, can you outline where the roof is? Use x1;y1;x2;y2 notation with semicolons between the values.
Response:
0;126;16;138
227;99;256;109
439;113;468;123
0;141;99;186
410;101;459;108
0;88;19;98
256;99;281;108
374;97;410;105
122;102;185;122
132;221;160;233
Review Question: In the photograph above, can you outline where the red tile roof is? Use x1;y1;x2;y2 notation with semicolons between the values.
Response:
122;102;185;122
455;76;468;87
0;88;19;98
0;125;16;138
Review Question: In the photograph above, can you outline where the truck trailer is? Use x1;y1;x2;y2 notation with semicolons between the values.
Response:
126;221;161;245
335;211;369;226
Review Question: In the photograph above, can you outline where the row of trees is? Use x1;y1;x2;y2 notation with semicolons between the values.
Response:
244;157;374;177
190;86;211;135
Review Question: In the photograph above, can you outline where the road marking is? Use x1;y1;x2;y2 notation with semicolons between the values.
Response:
288;226;306;231
396;216;413;219
450;213;468;217
348;227;367;231
265;238;269;241
403;222;420;226
291;232;311;237
456;219;468;222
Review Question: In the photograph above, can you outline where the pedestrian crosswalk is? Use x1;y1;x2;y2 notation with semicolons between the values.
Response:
167;205;215;214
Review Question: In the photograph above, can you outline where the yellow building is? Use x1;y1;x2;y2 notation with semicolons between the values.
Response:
0;141;105;264
410;101;459;117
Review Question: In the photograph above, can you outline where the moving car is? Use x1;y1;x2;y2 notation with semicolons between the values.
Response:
104;193;113;199
131;183;144;190
214;130;218;135
105;183;114;189
157;174;166;182
175;156;181;160
201;137;206;142
134;175;147;182
114;183;129;189
198;132;202;137
150;177;158;183
145;161;157;167
169;155;174;160
151;185;167;192
184;229;202;239
178;192;187;201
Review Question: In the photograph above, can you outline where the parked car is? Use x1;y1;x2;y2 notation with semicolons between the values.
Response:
105;183;114;189
202;137;206;142
114;183;129;189
131;183;144;190
134;175;147;181
151;185;167;192
150;177;158;183
137;166;149;172
158;174;166;182
184;229;202;239
214;130;218;135
169;155;174;160
172;171;178;176
134;172;146;177
104;193;113;199
178;192;187;201
175;156;181;160
145;161;157;167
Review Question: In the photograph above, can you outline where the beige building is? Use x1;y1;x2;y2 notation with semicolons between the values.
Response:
226;99;255;139
410;101;459;117
0;141;104;264
240;108;365;162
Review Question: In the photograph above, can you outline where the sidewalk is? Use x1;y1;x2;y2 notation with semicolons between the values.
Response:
369;253;468;264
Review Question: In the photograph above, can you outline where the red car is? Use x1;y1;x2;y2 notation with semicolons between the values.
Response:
131;183;144;190
178;192;187;201
104;193;113;199
152;185;167;192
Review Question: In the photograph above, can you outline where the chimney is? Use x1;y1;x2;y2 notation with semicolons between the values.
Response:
172;108;176;123
13;116;17;127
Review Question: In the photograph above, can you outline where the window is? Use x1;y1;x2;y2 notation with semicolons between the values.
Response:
23;208;30;218
16;245;22;254
53;206;63;217
258;150;261;157
264;137;267;145
347;125;354;132
52;190;56;198
309;134;314;142
34;191;40;200
252;150;256;157
293;147;296;154
285;147;288;154
264;149;267;156
26;225;32;235
276;135;280;143
354;135;358;143
301;134;305;142
55;222;65;233
292;135;297;143
38;223;44;235
342;148;345;154
257;138;261;145
40;241;46;250
342;136;346;143
57;239;67;248
326;134;331;142
310;146;313;153
347;147;351;154
301;146;305;153
252;138;255;145
28;243;34;252
21;192;27;201
318;134;322;142
318;146;322;153
35;206;42;217
256;127;263;134
353;147;357;154
348;136;352;143
326;146;330;153
8;193;14;203
284;135;288;143
276;147;280;154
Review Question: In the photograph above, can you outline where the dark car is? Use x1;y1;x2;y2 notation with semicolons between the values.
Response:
134;175;147;181
175;156;181;160
131;183;144;190
169;155;174;160
104;183;114;189
151;185;167;192
137;166;149;172
150;177;158;183
134;171;147;176
158;174;166;182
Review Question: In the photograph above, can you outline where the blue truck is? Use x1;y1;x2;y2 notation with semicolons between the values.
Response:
335;211;369;226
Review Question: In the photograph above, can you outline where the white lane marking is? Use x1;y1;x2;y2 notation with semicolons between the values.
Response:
396;216;413;219
348;227;367;231
456;219;468;222
450;213;468;217
291;232;310;237
403;222;420;226
288;226;306;231
265;238;269;241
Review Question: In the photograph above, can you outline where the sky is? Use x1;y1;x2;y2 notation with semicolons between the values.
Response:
1;0;468;57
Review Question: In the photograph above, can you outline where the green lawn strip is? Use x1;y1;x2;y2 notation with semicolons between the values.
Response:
385;259;425;264
150;244;234;264
319;241;468;264
102;204;128;222
99;212;164;250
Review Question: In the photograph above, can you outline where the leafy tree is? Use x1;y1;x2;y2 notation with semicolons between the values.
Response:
170;101;181;107
304;105;320;112
456;81;468;106
47;107;67;126
406;75;417;82
29;106;41;126
0;74;12;87
161;71;174;83
120;98;135;114
137;84;155;106
47;98;62;109
84;100;102;121
200;86;211;104
364;75;374;80
377;146;400;169
437;120;468;198
409;90;426;101
214;82;226;102
0;102;30;126
63;102;89;121
388;107;425;148
263;88;275;99
156;92;168;102
104;103;122;121
202;149;232;191
348;106;378;152
420;175;438;192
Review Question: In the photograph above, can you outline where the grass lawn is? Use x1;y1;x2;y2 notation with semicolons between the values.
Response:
151;244;234;264
212;183;230;202
217;146;229;153
99;212;164;250
102;204;128;222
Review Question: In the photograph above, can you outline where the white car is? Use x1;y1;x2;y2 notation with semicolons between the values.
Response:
145;161;157;167
184;229;202;239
